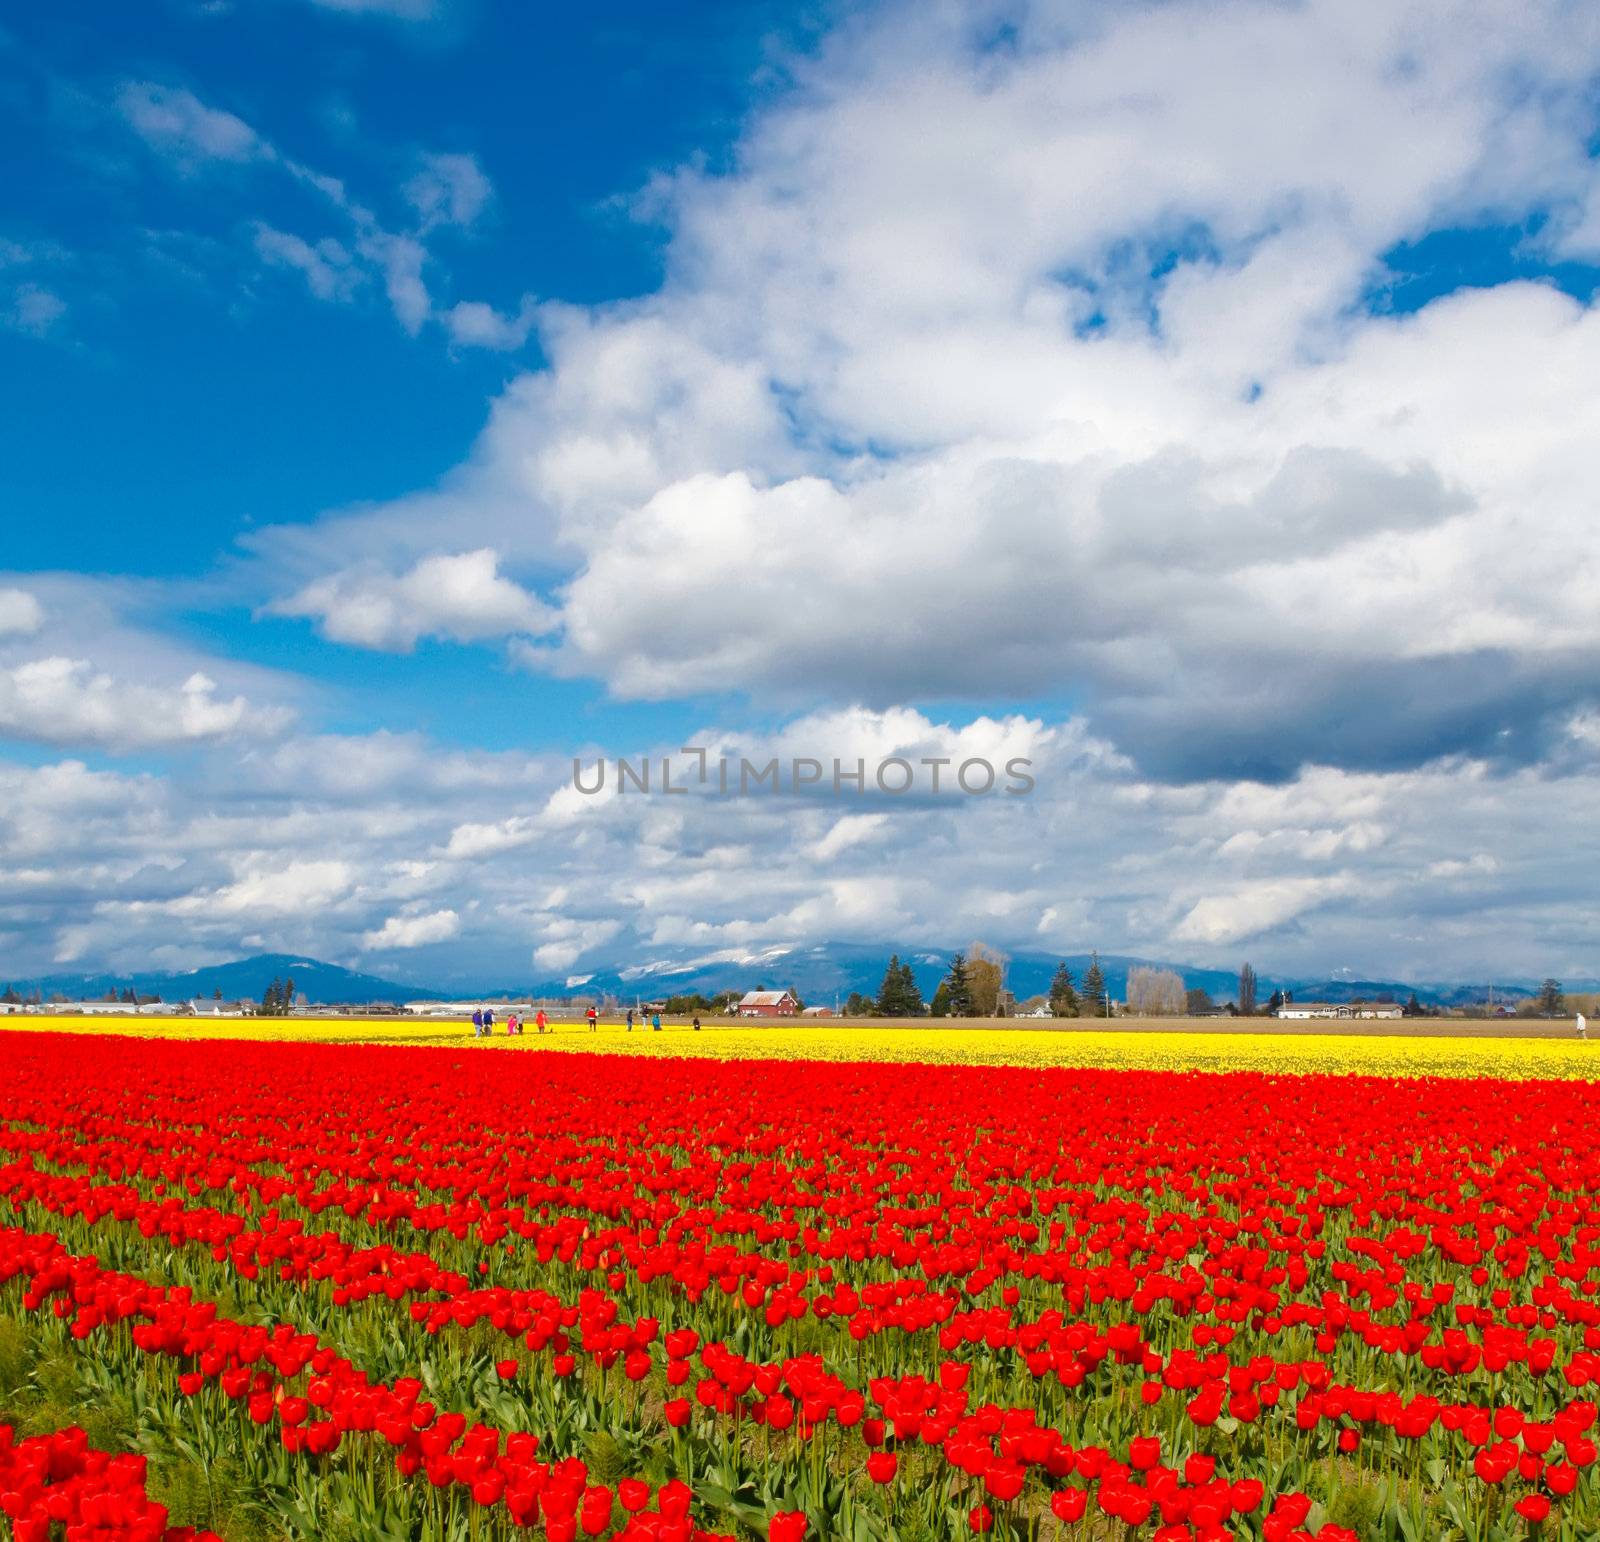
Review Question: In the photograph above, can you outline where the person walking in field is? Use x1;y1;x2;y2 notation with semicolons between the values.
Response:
1580;1012;1589;1042
691;1014;701;1033
484;1006;494;1035
587;1004;598;1032
471;1007;484;1037
536;1008;547;1034
626;1008;634;1032
507;1011;519;1036
651;1010;661;1032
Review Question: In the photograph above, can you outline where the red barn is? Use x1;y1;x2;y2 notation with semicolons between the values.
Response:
737;990;800;1018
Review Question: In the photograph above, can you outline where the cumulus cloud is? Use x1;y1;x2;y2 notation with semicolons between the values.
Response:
251;0;1600;780
0;658;292;753
10;0;1600;988
442;816;539;860
269;549;555;651
1;697;1597;984
1173;876;1363;947
362;907;460;950
170;860;354;917
532;917;623;974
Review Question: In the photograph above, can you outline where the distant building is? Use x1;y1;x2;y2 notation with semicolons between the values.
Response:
29;1001;168;1016
737;990;801;1018
187;999;254;1017
801;1005;834;1017
1277;1002;1404;1020
402;1000;529;1018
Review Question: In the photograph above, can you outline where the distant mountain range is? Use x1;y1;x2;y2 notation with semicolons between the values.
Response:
2;944;1589;1009
0;954;444;1007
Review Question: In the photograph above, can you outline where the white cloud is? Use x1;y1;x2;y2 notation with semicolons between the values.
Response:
117;82;266;166
270;548;554;651
0;700;1597;984
1173;876;1362;947
443;815;539;860
406;152;492;229
7;285;66;337
0;589;43;637
250;0;1600;781
809;813;889;861
114;85;530;351
440;296;536;351
9;0;1600;991
0;658;292;752
362;907;460;950
253;223;362;302
171;860;354;917
532;916;623;974
360;231;431;335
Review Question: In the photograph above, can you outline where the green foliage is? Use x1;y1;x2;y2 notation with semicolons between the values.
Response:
1326;1474;1390;1532
1048;962;1078;1016
874;955;924;1017
1081;951;1108;1015
941;953;974;1016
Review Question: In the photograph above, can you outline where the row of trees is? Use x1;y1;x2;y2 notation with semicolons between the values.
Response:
1046;956;1111;1017
259;977;296;1016
848;948;1118;1018
654;990;742;1015
1;984;163;1006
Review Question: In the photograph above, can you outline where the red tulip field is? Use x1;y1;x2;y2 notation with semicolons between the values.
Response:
1;1028;1597;1542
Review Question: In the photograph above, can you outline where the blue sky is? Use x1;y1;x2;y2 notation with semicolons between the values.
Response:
2;0;833;748
3;0;1599;987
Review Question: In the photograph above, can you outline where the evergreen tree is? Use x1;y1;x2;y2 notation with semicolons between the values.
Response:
1537;979;1566;1016
262;978;284;1015
845;991;872;1016
1404;991;1424;1017
929;981;951;1017
1266;988;1284;1014
876;955;909;1016
1048;962;1079;1017
893;958;924;1015
1081;952;1107;1017
943;953;975;1017
1238;963;1258;1016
